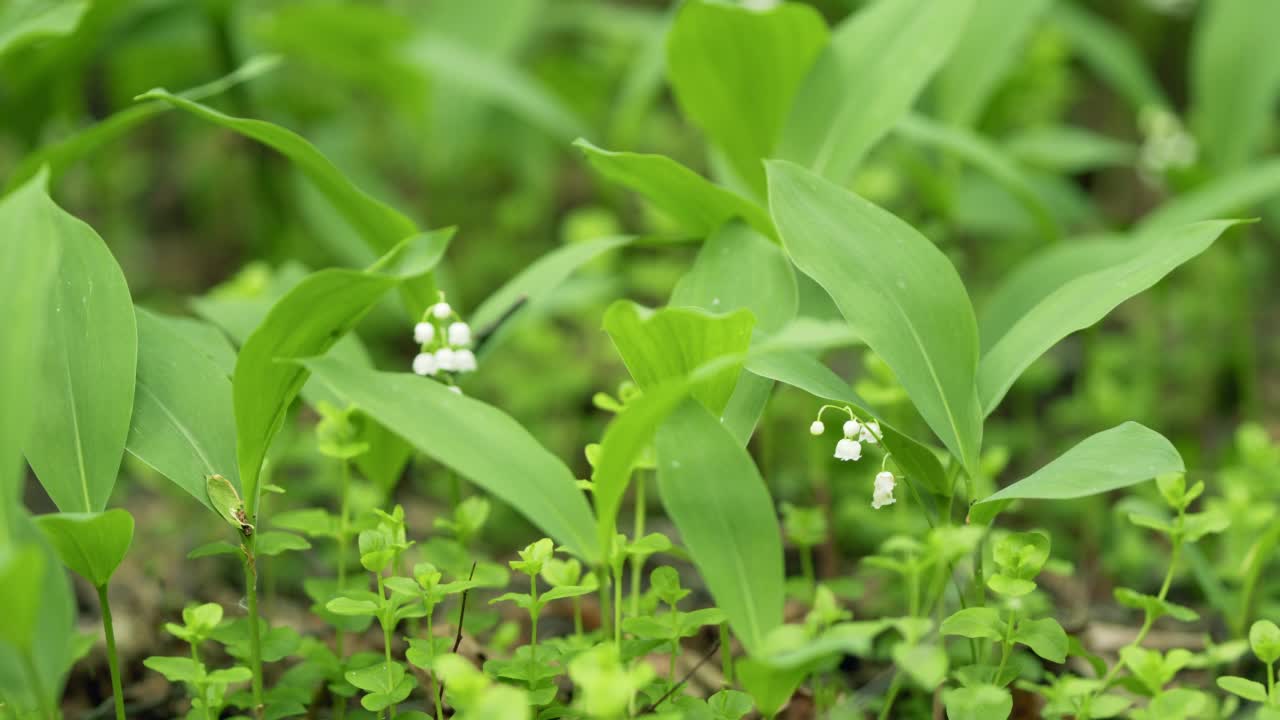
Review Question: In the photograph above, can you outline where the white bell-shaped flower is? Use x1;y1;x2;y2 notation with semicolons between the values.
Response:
872;471;896;509
809;420;825;436
414;321;435;345
448;385;463;395
860;420;881;444
834;438;862;462
453;349;477;373
448;321;472;347
431;301;453;320
434;347;457;372
412;352;438;376
842;419;861;438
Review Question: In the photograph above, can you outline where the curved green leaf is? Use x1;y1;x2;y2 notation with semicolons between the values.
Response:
767;160;982;474
603;302;754;417
932;0;1054;127
1005;125;1137;175
0;515;77;714
34;509;134;587
667;0;828;194
8;174;136;513
1138;159;1280;232
235;231;452;513
979;422;1183;504
977;220;1241;415
471;235;632;346
575;140;773;239
408;34;589;143
301;355;599;564
0;0;86;57
894;113;1058;241
128;308;240;508
655;400;783;654
4;56;280;194
0;188;57;537
978;234;1129;351
135;88;438;315
779;0;974;183
1050;3;1168;111
1190;0;1280;171
670;222;796;334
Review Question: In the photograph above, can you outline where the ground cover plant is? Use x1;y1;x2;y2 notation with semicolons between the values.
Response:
2;0;1280;718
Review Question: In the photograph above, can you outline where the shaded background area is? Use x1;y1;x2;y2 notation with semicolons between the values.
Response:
2;0;1278;715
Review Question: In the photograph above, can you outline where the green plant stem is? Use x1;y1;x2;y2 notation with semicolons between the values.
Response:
630;473;645;618
528;574;540;686
572;596;584;636
428;612;443;720
719;622;733;685
1237;522;1280;638
877;672;902;720
1267;661;1275;702
614;565;623;647
995;607;1017;683
376;573;396;719
1082;537;1184;719
96;584;126;720
334;460;351;720
241;533;265;719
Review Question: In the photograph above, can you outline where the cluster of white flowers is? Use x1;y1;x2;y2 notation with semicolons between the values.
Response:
1138;106;1198;182
411;295;476;387
809;406;894;509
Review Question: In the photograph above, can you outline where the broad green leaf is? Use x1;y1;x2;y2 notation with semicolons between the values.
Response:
4;56;280;194
11;174;136;513
666;0;827;194
670;222;796;334
671;221;796;443
979;422;1183;504
893;642;949;689
127;308;239;510
34;509;133;587
136;89;439;315
574;140;773;239
604;302;754;416
940;607;1004;641
779;0;974;184
1190;0;1280;171
745;351;949;495
767;160;982;473
144;656;203;684
1050;3;1167;111
1013;617;1068;663
1216;676;1268;704
0;189;57;538
655;401;783;653
894;114;1058;240
943;685;1012;720
977;233;1129;351
302;355;599;563
0;515;76;714
977;220;1240;414
932;0;1054;127
190;262;408;490
1250;620;1280;664
1138;159;1280;232
736;657;807;718
407;33;588;143
255;531;311;557
234;231;451;514
1005;125;1137;175
0;545;43;650
470;235;632;346
0;0;86;57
